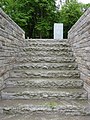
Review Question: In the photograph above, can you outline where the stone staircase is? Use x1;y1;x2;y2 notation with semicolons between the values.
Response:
0;39;90;119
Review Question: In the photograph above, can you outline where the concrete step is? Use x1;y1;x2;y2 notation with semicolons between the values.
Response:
5;78;83;88
16;56;76;63
25;39;68;43
1;87;87;100
18;51;74;57
23;46;72;52
10;70;80;79
1;114;90;120
13;63;78;70
25;41;70;47
2;114;90;120
0;99;90;115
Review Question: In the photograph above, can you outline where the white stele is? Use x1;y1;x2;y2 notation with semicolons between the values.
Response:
54;23;63;40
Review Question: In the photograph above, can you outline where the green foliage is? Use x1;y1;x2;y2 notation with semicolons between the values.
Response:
0;0;27;28
0;0;59;38
0;0;90;38
59;0;83;38
59;0;90;38
83;3;90;10
46;101;58;109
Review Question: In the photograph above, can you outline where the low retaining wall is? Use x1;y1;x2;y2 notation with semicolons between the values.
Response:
0;8;25;91
68;8;90;98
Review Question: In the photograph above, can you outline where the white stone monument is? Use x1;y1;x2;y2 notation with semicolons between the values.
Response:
54;23;63;39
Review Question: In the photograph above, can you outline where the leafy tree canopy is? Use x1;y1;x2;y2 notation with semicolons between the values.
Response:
0;0;59;38
0;0;90;38
59;0;82;38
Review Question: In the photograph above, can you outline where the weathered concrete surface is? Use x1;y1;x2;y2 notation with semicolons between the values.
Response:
1;37;89;115
68;8;90;98
10;70;80;78
1;87;87;100
0;100;90;115
0;8;25;90
17;51;74;57
0;114;90;120
13;63;78;70
0;9;90;118
5;78;83;88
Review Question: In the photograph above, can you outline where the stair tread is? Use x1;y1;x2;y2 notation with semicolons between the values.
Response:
24;46;71;49
5;78;83;89
14;62;77;66
17;56;75;59
2;87;86;93
16;56;76;64
10;70;80;79
11;69;80;75
14;62;77;67
18;51;73;57
0;114;90;120
12;69;79;72
28;42;69;45
23;47;72;52
26;39;67;42
0;99;90;115
6;77;82;81
0;99;90;108
13;63;77;71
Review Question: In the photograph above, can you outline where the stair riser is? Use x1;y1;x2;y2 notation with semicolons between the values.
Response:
10;71;80;79
25;40;70;47
18;51;73;57
1;106;90;116
25;39;68;43
16;57;75;63
25;43;70;48
23;47;72;52
1;91;87;100
13;63;78;70
5;80;83;88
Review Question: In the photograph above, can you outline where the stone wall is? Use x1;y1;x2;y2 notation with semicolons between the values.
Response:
0;8;25;90
68;8;90;98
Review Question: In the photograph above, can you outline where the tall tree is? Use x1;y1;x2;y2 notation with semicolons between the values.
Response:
1;0;89;39
0;0;59;38
59;0;84;38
